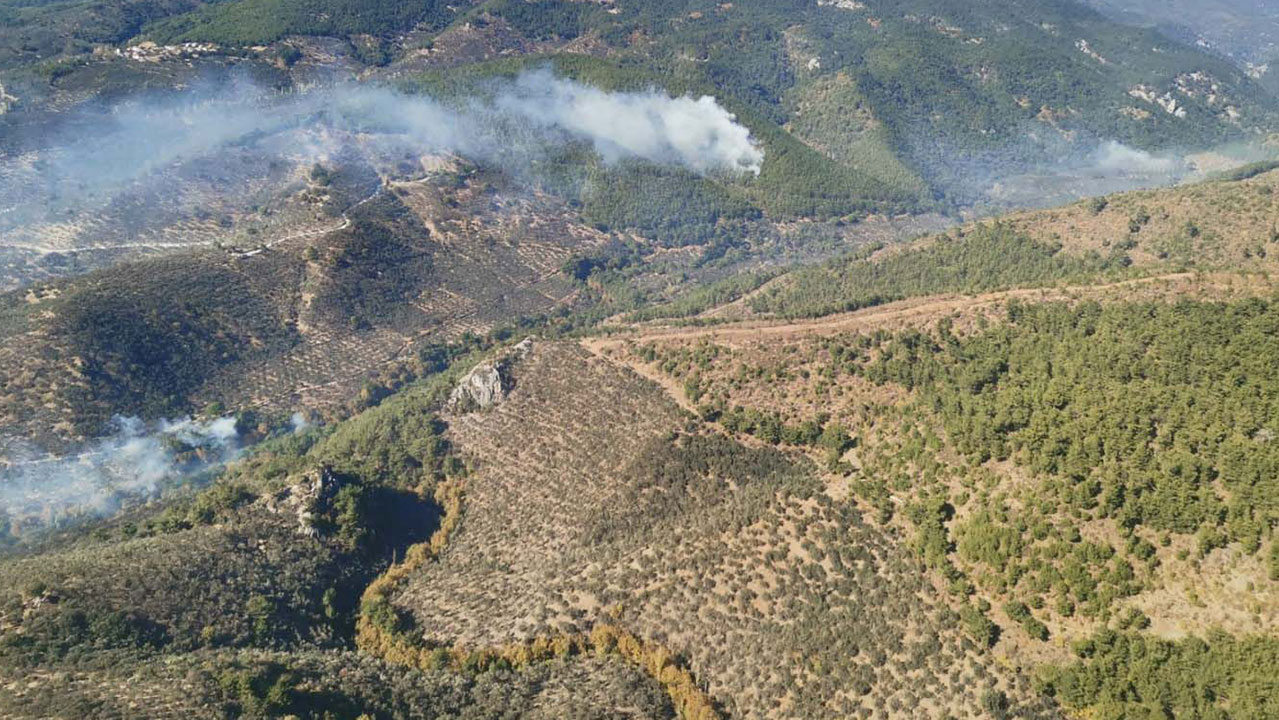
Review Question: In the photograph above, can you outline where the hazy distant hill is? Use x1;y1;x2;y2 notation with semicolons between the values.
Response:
2;0;1276;209
1085;0;1279;67
145;0;1279;194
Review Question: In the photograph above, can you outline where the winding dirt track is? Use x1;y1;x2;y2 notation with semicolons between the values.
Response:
584;271;1207;351
579;271;1255;411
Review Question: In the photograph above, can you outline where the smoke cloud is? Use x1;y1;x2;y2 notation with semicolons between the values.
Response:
980;138;1192;209
0;68;763;234
0;70;765;532
1089;140;1183;176
0;415;242;537
289;412;311;433
495;70;764;175
46;76;307;194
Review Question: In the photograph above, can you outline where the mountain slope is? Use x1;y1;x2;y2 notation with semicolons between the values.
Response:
5;4;1279;720
1085;0;1279;67
5;165;1279;719
150;0;1276;191
3;0;1275;215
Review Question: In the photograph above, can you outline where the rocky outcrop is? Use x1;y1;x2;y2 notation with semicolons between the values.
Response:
264;465;343;537
448;361;509;410
447;338;533;412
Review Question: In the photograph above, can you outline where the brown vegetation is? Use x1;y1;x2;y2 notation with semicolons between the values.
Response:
379;341;1053;718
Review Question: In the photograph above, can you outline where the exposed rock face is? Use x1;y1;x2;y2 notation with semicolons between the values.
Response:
264;465;343;537
447;337;533;412
450;362;507;409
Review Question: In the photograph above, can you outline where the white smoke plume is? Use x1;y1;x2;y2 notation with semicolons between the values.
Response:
1089;140;1183;176
981;137;1192;209
289;411;311;433
0;415;242;536
0;68;763;228
495;70;764;175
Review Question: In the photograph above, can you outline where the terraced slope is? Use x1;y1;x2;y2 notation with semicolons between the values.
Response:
0;375;679;719
0;165;610;445
390;341;1057;719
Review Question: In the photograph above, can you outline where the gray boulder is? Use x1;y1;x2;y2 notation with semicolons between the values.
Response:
264;464;343;538
447;338;533;412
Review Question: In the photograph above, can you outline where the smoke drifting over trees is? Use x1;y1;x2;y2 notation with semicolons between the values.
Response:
494;70;763;175
0;416;241;537
0;69;765;535
0;68;763;235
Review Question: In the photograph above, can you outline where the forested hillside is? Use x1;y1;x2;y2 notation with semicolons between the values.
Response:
3;0;1275;214
3;154;1279;719
570;178;1279;720
5;2;1279;719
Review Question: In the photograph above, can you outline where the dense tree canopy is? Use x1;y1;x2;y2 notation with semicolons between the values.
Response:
868;297;1279;551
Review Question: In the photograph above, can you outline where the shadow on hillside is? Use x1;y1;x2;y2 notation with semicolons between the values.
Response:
364;485;441;562
304;482;441;649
